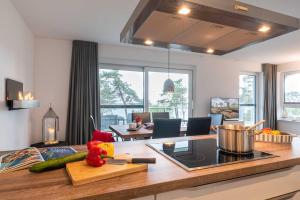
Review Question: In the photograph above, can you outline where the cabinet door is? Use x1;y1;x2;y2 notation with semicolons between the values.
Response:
157;166;300;200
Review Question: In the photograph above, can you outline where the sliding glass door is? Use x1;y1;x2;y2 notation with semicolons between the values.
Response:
99;67;144;130
147;68;191;122
99;65;193;129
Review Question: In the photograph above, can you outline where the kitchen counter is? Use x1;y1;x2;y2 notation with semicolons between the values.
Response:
1;135;300;200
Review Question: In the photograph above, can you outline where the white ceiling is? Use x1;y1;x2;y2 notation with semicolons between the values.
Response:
11;0;300;64
11;0;139;44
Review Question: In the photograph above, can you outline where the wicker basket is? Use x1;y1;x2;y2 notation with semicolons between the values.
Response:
255;132;296;144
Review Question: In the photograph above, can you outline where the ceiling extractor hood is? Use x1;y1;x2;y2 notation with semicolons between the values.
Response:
121;0;300;55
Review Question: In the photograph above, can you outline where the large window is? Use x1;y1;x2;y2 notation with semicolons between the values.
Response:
100;68;144;130
282;72;300;118
148;70;189;121
239;74;257;125
100;65;193;130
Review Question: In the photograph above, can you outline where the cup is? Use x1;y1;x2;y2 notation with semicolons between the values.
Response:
129;123;137;129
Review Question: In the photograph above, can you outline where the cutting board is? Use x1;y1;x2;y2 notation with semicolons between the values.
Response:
66;157;148;186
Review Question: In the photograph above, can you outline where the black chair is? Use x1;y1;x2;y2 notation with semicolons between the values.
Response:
152;112;170;121
186;117;211;136
152;119;181;139
132;112;151;123
208;113;224;126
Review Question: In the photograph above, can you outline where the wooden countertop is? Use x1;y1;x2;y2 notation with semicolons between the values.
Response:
1;135;300;200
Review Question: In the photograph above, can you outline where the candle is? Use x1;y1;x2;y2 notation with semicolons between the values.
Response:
163;141;175;153
163;141;175;147
48;128;55;141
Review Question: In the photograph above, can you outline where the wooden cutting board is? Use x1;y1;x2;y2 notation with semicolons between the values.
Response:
66;158;148;186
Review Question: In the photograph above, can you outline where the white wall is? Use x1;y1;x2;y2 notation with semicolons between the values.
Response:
0;0;34;150
32;38;72;143
33;40;261;141
277;61;300;134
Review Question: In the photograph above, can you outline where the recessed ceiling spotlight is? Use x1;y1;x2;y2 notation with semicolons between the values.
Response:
206;48;215;54
178;6;191;15
258;25;271;33
144;39;153;45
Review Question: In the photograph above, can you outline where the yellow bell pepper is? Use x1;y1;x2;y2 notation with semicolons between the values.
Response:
98;143;114;157
271;130;281;135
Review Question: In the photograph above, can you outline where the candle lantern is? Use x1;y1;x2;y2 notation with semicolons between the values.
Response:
42;104;59;145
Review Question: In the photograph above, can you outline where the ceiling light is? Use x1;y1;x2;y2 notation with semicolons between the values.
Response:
144;39;153;45
178;7;191;15
258;25;271;33
206;48;215;54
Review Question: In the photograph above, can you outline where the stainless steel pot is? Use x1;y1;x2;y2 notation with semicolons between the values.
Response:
216;125;255;154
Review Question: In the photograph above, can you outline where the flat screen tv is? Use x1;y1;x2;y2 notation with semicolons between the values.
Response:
210;97;239;120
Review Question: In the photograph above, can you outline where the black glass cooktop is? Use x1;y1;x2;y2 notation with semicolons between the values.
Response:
147;139;275;171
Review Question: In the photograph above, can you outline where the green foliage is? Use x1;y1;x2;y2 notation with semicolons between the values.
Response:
100;70;142;117
100;70;142;105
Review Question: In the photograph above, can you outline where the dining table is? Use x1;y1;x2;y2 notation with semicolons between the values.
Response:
109;124;187;141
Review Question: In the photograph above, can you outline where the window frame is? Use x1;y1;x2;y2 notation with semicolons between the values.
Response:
99;65;145;108
283;71;300;104
280;71;300;119
99;63;194;122
239;72;258;124
144;66;193;119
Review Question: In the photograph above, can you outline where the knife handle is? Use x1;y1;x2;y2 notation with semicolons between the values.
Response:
131;158;156;164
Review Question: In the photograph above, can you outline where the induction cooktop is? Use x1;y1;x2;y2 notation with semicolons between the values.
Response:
147;139;276;171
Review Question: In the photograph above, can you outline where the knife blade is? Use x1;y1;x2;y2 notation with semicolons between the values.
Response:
107;157;156;165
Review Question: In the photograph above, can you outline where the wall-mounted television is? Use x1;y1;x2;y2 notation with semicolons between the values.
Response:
210;97;239;120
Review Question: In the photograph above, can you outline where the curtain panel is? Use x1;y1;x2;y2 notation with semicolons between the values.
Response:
262;63;278;129
66;40;99;145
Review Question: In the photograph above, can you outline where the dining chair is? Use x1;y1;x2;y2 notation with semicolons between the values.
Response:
132;112;151;123
152;119;181;139
186;117;212;136
208;113;224;126
152;112;170;121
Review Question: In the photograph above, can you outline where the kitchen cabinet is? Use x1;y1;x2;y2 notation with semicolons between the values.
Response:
157;166;300;200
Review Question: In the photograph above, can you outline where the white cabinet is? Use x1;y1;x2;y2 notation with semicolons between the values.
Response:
157;166;300;200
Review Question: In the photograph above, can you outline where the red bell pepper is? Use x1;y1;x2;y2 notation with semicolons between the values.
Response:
86;155;106;167
92;130;115;142
86;140;110;167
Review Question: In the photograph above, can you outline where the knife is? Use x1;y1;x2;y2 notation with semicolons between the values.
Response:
107;157;156;165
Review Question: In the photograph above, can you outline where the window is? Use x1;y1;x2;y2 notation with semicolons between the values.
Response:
100;68;144;130
282;72;300;119
148;70;190;121
239;74;257;125
99;65;193;129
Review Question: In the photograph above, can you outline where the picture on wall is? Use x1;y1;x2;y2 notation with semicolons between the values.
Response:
210;97;239;120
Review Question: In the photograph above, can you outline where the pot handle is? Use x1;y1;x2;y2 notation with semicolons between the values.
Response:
245;120;265;131
247;130;263;136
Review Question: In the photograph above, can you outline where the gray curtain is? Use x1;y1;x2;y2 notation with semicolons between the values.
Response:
262;63;277;129
66;40;99;145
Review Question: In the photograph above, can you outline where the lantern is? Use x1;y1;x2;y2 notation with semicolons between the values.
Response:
163;47;175;93
42;104;59;145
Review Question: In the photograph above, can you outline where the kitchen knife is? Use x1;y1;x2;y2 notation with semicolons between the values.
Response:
107;157;156;165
